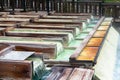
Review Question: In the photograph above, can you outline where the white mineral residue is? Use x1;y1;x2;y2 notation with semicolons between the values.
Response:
94;27;119;80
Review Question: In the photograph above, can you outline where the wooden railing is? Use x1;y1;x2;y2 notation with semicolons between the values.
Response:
0;0;120;20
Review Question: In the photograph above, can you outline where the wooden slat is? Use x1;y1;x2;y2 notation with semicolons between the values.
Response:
97;26;109;30
0;44;10;51
32;19;82;26
3;14;40;18
70;17;104;60
0;45;14;56
93;31;106;37
69;68;94;80
76;47;99;61
0;28;5;35
0;23;16;27
101;22;111;26
0;18;30;22
0;36;57;58
0;60;32;79
52;13;91;16
6;32;69;46
87;38;103;47
59;68;73;80
20;25;77;35
15;45;56;58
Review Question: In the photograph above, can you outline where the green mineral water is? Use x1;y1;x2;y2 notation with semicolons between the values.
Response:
87;23;96;28
56;48;75;61
76;33;88;40
82;27;93;33
68;40;83;47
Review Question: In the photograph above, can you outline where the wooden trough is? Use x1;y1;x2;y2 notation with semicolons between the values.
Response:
0;44;38;80
0;44;95;80
70;17;112;68
0;13;112;79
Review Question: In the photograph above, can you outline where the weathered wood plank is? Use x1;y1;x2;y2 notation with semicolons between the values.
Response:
93;31;107;37
0;18;30;22
87;38;103;47
70;17;104;61
0;60;32;80
76;47;99;61
69;68;94;80
51;13;91;16
0;28;5;35
5;32;69;46
0;36;59;58
32;19;82;26
2;14;40;18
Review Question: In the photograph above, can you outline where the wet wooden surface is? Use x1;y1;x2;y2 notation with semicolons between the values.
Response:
0;60;32;79
98;25;110;30
76;47;99;61
93;31;107;37
87;38;103;47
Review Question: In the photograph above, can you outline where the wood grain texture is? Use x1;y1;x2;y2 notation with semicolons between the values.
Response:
0;60;32;80
98;26;109;30
69;68;94;80
70;17;105;60
93;31;107;37
76;47;99;61
87;38;103;47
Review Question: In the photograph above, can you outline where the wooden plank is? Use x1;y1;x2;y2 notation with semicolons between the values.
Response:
6;28;74;36
69;68;86;80
0;36;58;58
0;23;16;27
70;17;104;61
69;68;94;80
41;15;90;21
76;47;99;61
101;22;111;26
0;44;11;51
93;30;107;37
59;68;73;80
32;19;82;25
15;45;56;58
20;23;80;32
52;13;91;16
97;25;109;30
5;31;69;46
0;18;30;22
87;38;103;47
20;25;76;35
0;28;5;35
0;45;14;56
2;14;40;18
0;60;32;79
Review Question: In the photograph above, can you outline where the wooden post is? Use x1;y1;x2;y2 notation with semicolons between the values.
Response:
10;0;15;14
0;0;4;11
46;0;50;15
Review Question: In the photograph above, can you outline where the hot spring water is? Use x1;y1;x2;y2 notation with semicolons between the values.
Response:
57;19;98;60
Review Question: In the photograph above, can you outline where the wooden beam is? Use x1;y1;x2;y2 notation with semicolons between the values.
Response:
0;60;33;79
